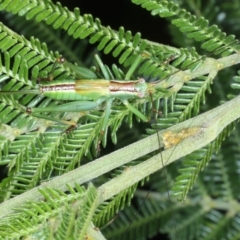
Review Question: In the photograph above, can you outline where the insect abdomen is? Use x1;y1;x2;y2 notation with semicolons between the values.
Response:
40;80;93;101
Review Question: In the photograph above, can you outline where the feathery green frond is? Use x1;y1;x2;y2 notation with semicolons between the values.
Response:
0;183;98;239
132;0;240;56
93;182;138;228
0;0;206;81
0;1;240;239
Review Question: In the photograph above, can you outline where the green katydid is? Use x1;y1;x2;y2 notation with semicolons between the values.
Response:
1;57;169;139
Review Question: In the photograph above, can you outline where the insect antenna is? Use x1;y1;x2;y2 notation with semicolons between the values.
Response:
113;40;238;239
121;88;178;239
150;92;177;238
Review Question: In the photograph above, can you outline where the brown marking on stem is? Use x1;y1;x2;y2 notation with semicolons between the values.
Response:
162;127;200;149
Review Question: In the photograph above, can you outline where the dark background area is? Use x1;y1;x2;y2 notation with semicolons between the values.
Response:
56;0;172;42
53;0;173;64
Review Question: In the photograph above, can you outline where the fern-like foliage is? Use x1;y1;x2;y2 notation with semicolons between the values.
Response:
0;183;98;239
0;0;240;240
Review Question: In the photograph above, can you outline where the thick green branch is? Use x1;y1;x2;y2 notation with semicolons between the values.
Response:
1;95;240;219
97;94;240;203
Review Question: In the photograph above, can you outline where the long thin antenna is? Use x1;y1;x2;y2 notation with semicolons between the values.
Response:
122;92;177;239
121;40;237;239
150;93;177;238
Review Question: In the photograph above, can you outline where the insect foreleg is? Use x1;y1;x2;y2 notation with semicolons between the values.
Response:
101;98;113;132
94;98;114;153
25;100;106;126
122;100;149;122
27;100;105;113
